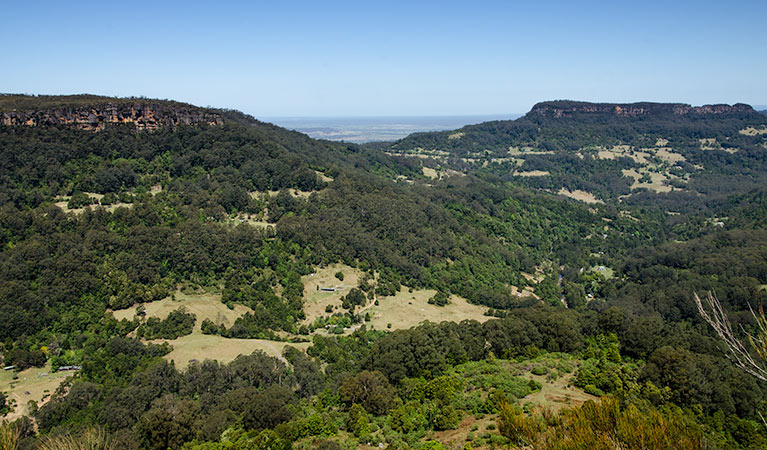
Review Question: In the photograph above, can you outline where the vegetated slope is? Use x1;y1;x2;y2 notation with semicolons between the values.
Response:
2;95;767;449
380;100;767;210
0;95;648;344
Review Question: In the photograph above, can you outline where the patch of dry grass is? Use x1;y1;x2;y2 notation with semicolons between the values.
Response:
53;192;134;215
654;148;686;164
249;188;320;202
302;264;364;324
153;334;309;369
227;214;275;230
622;169;673;193
422;167;439;179
111;291;252;332
515;170;549;177
508;146;554;155
739;126;767;136
315;171;334;182
0;363;71;421
594;145;651;164
557;189;603;204
366;288;489;331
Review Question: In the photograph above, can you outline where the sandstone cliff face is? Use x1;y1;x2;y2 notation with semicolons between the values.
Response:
528;101;755;119
0;103;224;131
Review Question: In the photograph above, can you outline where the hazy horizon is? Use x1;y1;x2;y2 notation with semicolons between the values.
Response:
264;114;522;143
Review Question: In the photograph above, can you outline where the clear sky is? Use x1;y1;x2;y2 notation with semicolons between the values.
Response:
2;0;765;117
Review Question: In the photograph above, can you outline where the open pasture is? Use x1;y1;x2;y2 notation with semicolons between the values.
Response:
112;290;252;331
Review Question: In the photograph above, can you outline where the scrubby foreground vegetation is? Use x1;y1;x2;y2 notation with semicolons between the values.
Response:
1;95;767;449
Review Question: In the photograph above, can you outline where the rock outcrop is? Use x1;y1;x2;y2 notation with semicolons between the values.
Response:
0;100;224;131
528;101;756;119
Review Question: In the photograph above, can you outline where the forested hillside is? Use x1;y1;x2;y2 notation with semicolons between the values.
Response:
380;101;767;212
1;95;767;450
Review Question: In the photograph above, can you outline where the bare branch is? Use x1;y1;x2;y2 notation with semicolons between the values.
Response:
694;291;767;382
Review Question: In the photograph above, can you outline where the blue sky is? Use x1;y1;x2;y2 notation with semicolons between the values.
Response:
2;0;765;116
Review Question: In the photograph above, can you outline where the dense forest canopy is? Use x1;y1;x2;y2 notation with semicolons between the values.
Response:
1;95;767;449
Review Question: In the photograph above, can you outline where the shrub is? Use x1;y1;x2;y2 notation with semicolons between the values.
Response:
428;292;450;307
583;384;604;396
428;403;461;430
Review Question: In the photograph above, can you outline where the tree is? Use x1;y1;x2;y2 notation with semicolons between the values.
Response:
346;403;370;438
136;395;201;450
428;291;449;307
339;370;395;415
242;385;296;430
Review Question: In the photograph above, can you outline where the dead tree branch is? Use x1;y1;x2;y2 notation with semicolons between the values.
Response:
694;291;767;382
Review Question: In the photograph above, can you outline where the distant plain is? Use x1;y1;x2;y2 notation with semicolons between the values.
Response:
265;115;520;143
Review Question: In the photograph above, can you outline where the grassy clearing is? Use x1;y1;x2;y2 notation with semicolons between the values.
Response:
510;285;538;298
508;146;554;155
699;138;736;153
227;214;275;230
0;363;71;421
516;170;549;177
432;355;595;448
53;192;134;215
249;188;319;201
500;355;595;412
54;186;163;215
594;145;651;164
112;290;252;332
366;288;489;331
621;169;673;193
315;170;334;182
522;272;544;284
153;334;309;369
302;264;364;324
422;167;439;179
739;126;767;136
557;188;603;204
432;414;498;449
654;147;686;164
112;291;309;370
521;372;596;412
54;201;134;215
590;265;615;279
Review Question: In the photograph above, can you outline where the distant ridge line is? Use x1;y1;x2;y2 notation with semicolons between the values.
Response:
528;100;755;118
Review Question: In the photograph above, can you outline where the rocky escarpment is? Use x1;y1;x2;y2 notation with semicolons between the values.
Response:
0;97;224;131
528;100;756;119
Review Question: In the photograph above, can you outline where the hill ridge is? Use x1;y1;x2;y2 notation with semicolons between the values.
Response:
0;94;224;131
528;100;756;119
